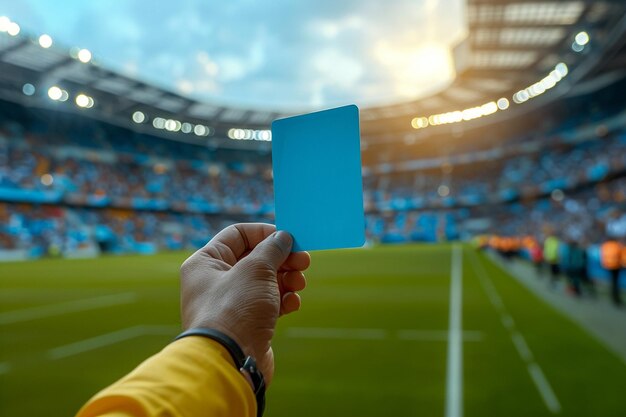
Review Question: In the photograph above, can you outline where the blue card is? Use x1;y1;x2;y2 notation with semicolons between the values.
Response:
272;104;365;252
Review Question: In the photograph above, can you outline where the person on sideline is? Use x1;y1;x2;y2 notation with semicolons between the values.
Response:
600;237;622;306
543;233;561;287
76;223;310;417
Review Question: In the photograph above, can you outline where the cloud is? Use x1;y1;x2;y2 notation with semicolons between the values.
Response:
4;0;466;110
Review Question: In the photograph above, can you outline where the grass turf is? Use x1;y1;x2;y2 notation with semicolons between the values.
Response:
1;244;625;417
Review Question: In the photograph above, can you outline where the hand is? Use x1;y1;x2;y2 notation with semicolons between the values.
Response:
179;223;310;385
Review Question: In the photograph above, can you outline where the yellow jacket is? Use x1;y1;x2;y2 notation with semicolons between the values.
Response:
76;336;256;417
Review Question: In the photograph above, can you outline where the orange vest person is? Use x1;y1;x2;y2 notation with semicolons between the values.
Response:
601;240;622;270
600;239;623;306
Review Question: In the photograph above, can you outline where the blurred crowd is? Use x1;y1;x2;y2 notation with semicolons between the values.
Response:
0;100;625;291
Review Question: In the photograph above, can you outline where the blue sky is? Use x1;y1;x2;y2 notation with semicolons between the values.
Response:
0;0;466;110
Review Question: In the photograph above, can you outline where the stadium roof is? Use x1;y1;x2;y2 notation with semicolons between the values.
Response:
0;0;625;150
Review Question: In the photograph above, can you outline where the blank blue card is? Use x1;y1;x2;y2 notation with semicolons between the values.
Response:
272;104;365;252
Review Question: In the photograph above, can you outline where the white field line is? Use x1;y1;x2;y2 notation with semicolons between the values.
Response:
511;332;534;362
445;244;463;417
0;293;137;325
285;327;387;340
0;362;10;374
500;314;515;330
469;251;561;414
397;330;482;342
284;328;482;342
48;325;178;360
528;363;562;413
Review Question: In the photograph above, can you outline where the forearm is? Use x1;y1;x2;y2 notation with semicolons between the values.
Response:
76;337;256;417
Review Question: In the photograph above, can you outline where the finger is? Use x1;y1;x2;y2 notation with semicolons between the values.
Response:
279;271;307;294
280;292;301;315
235;230;293;274
279;251;311;272
200;223;276;265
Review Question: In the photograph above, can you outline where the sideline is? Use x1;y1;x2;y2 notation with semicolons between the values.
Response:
469;251;561;414
488;252;626;366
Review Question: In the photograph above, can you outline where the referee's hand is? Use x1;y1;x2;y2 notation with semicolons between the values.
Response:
180;223;310;385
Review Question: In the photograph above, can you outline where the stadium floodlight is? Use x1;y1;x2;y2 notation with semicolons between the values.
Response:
74;94;93;108
497;98;510;110
165;119;180;132
571;42;584;53
0;16;10;32
555;62;568;77
181;122;193;133
152;117;165;129
22;83;36;96
227;127;271;140
78;49;92;63
38;34;53;48
7;21;20;36
132;111;146;123
575;31;589;46
194;125;208;136
47;86;63;101
411;117;429;129
258;130;271;141
59;89;69;102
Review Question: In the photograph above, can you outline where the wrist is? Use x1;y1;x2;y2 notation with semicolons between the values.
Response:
175;328;266;417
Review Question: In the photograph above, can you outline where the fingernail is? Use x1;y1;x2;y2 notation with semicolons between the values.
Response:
274;230;293;247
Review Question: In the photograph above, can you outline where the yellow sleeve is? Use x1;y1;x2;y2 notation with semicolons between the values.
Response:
76;336;256;417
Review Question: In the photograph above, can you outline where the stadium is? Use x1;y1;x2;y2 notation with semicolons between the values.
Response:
1;1;626;417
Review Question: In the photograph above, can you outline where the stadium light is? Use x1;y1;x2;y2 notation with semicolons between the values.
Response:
132;111;146;123
571;42;584;53
7;21;20;36
165;119;181;132
47;86;63;101
38;34;53;49
575;31;589;46
496;98;509;110
0;16;10;32
75;94;94;108
512;63;568;104
555;62;568;77
194;125;208;136
411;117;429;129
22;83;35;96
181;122;193;133
78;49;92;63
152;117;166;129
228;128;271;141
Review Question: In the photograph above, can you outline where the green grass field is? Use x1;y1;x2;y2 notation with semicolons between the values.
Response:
1;244;625;417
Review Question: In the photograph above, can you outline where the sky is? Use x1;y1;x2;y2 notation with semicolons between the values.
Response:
0;0;466;111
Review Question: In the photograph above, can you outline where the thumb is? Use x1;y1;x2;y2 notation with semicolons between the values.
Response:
237;231;293;274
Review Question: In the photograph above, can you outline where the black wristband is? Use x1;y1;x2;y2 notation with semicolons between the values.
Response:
175;328;266;417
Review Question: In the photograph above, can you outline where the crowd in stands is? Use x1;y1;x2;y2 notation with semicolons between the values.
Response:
1;92;625;306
